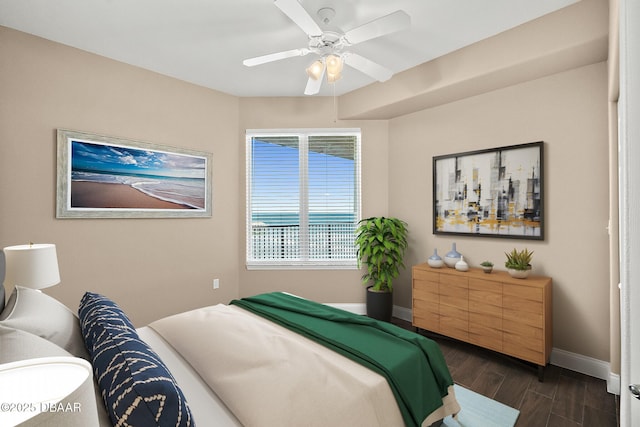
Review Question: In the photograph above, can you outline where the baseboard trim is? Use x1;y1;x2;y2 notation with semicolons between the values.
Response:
325;302;366;315
393;305;412;322
326;303;413;320
550;348;620;394
328;303;620;394
550;348;609;381
608;372;621;395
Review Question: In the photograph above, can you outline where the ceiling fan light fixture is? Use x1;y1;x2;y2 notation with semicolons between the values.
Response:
325;54;343;83
306;59;324;80
326;71;341;83
244;1;410;94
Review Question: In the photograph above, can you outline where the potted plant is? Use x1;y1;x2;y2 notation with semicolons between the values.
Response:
355;217;408;322
480;261;493;273
504;248;533;279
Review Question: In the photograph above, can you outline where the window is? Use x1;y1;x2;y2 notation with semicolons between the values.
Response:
246;129;361;268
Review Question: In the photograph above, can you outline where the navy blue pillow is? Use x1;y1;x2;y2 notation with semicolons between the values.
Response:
79;292;194;427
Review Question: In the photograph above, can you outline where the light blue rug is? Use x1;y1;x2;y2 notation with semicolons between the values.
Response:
443;385;520;427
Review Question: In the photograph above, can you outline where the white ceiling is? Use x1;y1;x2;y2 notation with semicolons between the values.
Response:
0;0;579;97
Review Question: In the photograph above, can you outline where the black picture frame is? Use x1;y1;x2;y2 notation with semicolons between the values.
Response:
433;141;544;240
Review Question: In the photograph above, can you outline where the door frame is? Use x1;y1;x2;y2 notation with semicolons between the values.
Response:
619;0;640;424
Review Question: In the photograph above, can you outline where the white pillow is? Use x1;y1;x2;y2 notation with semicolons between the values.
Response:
0;324;71;363
0;286;89;360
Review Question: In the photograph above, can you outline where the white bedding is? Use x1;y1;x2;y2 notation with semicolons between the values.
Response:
148;304;459;427
136;326;242;427
1;284;457;427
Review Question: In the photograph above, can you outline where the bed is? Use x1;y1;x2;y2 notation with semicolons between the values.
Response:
0;286;460;427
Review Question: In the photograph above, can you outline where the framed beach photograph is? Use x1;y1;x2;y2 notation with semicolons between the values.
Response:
56;129;213;218
433;141;543;240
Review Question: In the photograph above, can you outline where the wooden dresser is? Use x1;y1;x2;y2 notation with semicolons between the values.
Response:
412;263;552;379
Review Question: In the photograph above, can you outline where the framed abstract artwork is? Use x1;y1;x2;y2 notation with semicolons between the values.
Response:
433;141;543;240
56;129;213;218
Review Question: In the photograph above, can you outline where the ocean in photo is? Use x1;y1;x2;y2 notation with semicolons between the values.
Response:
72;170;206;209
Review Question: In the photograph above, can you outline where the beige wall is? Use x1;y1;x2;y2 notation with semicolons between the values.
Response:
387;62;611;361
0;26;386;324
0;0;614;364
0;26;241;326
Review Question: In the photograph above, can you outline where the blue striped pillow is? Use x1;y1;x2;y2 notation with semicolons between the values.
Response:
79;292;194;427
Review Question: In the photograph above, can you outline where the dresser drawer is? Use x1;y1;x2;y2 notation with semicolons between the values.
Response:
503;295;543;315
469;299;501;316
413;277;438;291
469;289;502;306
413;298;438;314
440;303;468;320
440;322;468;341
413;268;439;282
470;311;502;329
503;284;542;302
469;277;502;291
469;325;502;352
445;274;468;287
503;332;544;365
440;284;468;308
503;306;544;327
503;320;544;339
413;311;439;332
413;282;438;300
439;304;468;340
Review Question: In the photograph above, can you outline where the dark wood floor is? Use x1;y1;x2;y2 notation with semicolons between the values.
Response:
392;318;619;427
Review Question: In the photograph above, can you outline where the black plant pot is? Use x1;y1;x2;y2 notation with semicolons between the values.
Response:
366;286;393;322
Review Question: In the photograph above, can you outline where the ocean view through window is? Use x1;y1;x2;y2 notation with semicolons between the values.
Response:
246;129;361;268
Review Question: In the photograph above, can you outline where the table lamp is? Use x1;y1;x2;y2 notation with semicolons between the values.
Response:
2;243;61;290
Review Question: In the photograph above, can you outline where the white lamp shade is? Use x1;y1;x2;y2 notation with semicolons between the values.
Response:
0;356;98;427
325;54;343;83
306;59;324;80
3;244;61;290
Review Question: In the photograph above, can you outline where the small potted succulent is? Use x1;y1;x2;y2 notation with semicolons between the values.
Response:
504;248;533;279
480;261;493;273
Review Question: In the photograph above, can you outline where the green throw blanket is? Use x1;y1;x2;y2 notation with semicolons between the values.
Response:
230;292;454;427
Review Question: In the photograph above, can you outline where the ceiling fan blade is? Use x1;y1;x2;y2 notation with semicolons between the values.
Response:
274;0;323;37
304;66;325;95
243;48;309;67
344;53;393;82
343;10;411;45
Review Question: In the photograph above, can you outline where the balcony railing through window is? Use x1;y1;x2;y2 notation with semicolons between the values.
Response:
251;222;357;260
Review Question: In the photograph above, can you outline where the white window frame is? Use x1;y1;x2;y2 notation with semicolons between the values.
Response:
246;128;361;270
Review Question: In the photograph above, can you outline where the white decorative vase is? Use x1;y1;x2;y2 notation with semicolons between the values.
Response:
508;268;529;279
444;243;462;268
455;256;469;272
427;249;444;268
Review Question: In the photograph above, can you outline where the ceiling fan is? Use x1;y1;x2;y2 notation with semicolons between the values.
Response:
242;0;411;95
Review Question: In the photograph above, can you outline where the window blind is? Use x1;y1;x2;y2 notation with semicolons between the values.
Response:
246;130;361;268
